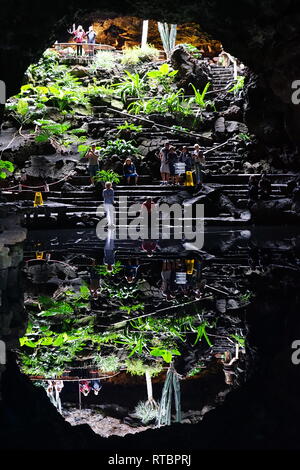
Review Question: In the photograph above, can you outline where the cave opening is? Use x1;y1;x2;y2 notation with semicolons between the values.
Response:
1;1;300;453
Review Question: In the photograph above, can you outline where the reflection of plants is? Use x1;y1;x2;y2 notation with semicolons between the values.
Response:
94;354;121;372
187;363;205;377
192;321;213;347
0;160;14;179
119;303;144;315
94;260;123;276
150;347;181;363
134;401;159;424
125;359;162;376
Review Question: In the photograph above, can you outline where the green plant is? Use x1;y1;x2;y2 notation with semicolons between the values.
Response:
94;354;121;372
158;22;177;59
113;71;148;102
189;82;215;110
119;303;144;315
150;347;181;363
134;400;159;424
125;359;162;376
0;160;14;179
146;63;178;93
187;363;205;377
192;321;213;347
94;170;121;184
101;139;139;158
230;334;245;347
129;89;192;116
90;50;119;71
228;75;245;94
238;133;251;142
121;45;159;65
94;260;123;276
178;43;202;59
117;121;143;133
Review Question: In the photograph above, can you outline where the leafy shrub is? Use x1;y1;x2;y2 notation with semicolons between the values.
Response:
94;354;121;372
125;359;163;377
117;121;143;132
129;89;192;116
90;51;119;72
113;71;148;102
0;160;14;179
94;170;121;184
189;82;215;110
121;45;159;65
146;63;178;93
101;139;139;158
134;401;159;424
228;76;245;94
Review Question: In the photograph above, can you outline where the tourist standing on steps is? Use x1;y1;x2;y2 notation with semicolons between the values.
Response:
193;144;206;186
68;24;86;56
102;181;115;227
86;144;99;185
123;158;138;185
85;25;97;56
159;142;170;185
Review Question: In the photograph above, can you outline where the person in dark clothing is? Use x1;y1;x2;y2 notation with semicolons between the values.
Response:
168;146;179;185
179;146;193;171
248;175;259;205
258;172;272;199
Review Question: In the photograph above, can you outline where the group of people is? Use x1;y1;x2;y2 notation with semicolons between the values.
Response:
68;23;97;56
158;142;205;186
79;379;102;396
46;380;64;413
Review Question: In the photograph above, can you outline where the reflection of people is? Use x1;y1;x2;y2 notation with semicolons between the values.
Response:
103;182;115;227
46;380;56;407
104;228;115;272
124;258;140;283
54;380;64;414
141;239;158;257
80;380;91;396
91;380;102;395
161;260;175;301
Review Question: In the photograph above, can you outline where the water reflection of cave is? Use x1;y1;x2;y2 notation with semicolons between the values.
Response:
17;229;255;437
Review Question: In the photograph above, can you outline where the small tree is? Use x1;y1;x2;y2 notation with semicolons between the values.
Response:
157;22;177;59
